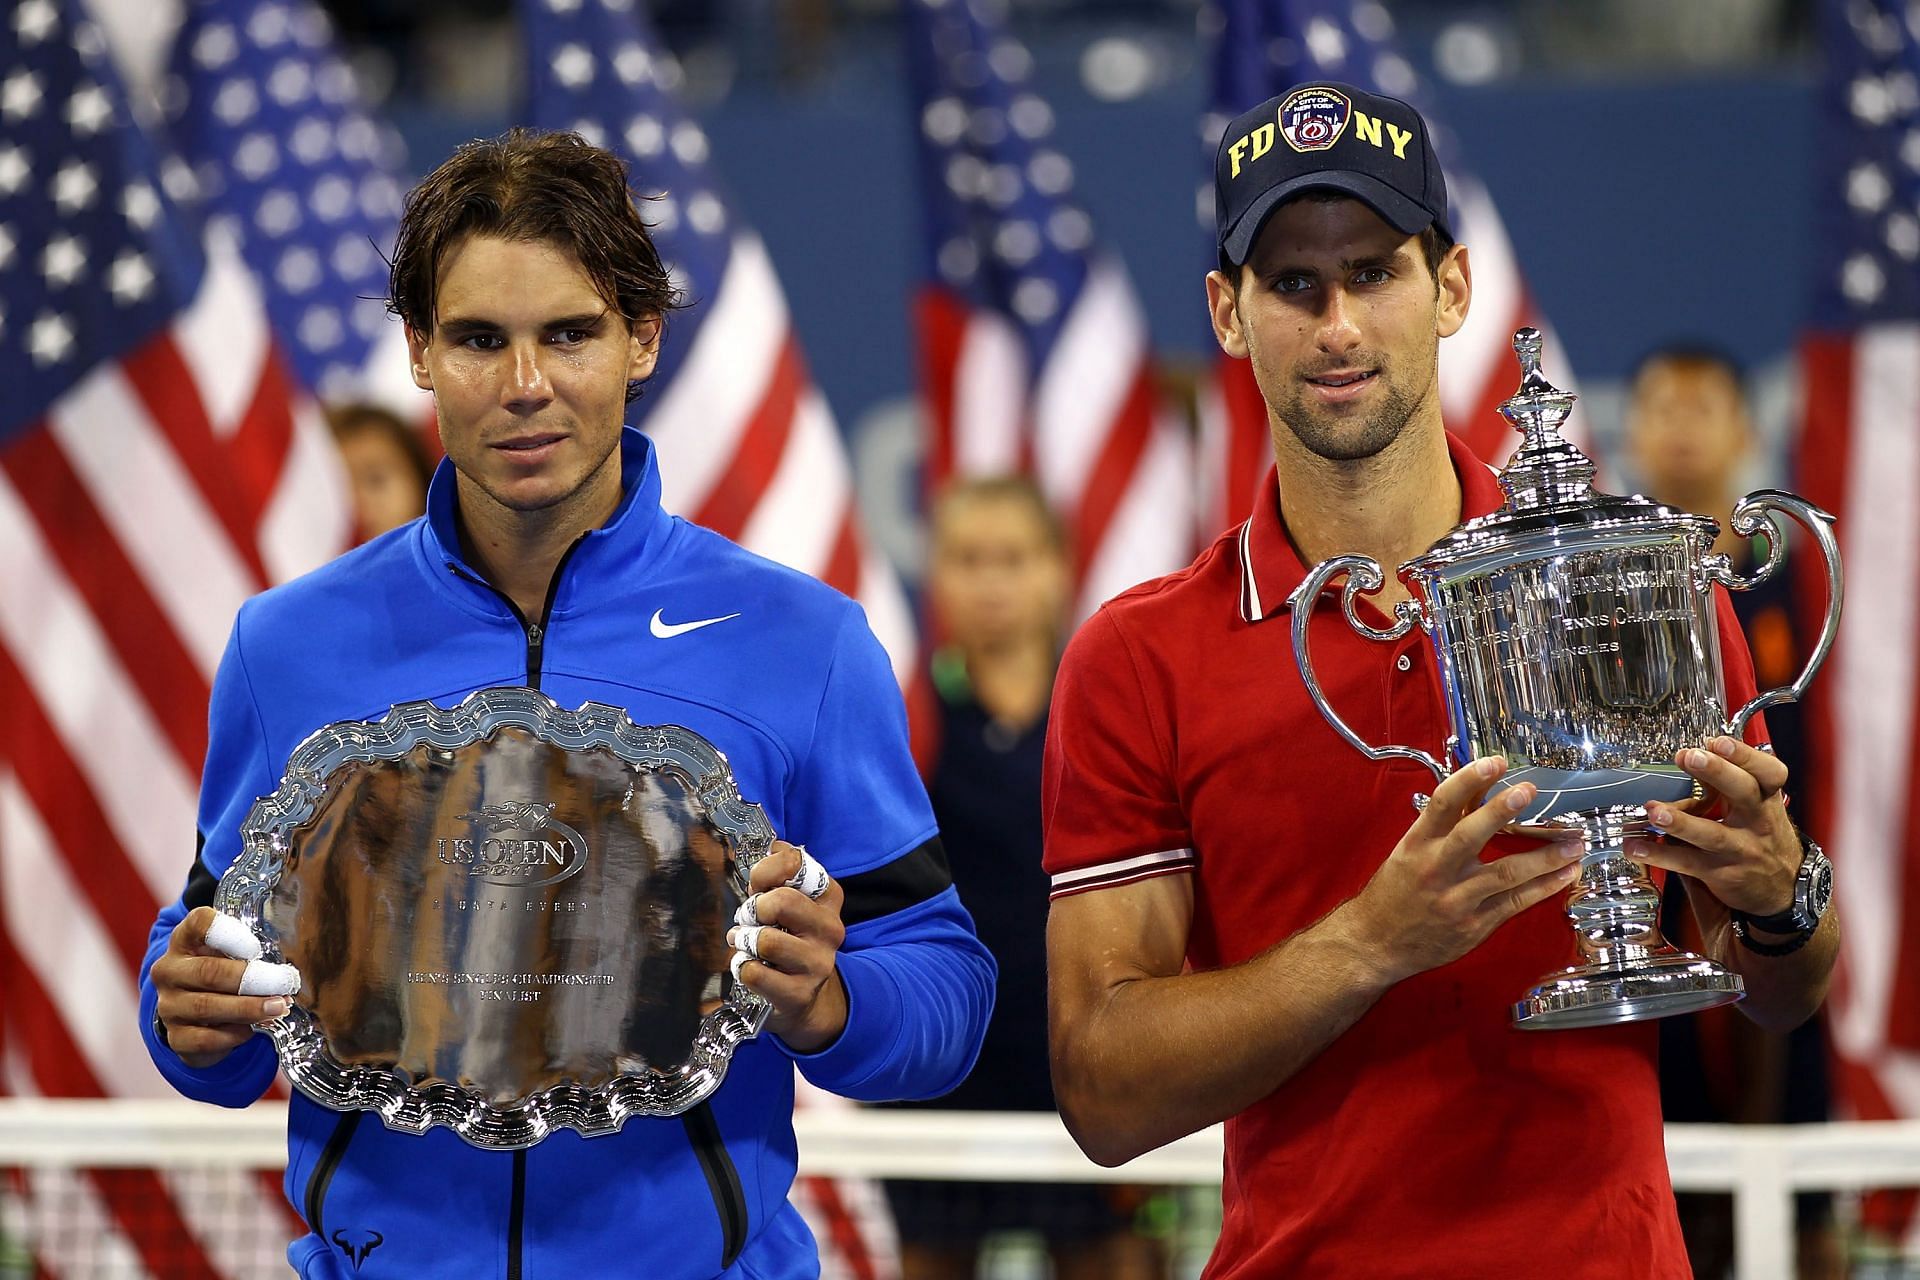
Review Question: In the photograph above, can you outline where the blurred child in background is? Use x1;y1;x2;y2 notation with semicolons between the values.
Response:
327;402;434;542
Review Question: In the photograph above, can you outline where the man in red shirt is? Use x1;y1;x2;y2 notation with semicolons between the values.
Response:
1041;81;1840;1279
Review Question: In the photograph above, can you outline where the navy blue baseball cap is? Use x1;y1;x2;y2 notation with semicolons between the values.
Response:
1214;81;1452;267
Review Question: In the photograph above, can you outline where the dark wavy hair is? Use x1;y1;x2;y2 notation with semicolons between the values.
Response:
387;129;682;401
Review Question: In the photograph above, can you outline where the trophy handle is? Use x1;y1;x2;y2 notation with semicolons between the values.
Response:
1705;489;1844;740
1288;555;1449;784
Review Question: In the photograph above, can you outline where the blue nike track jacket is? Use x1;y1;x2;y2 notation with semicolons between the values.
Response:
138;428;996;1279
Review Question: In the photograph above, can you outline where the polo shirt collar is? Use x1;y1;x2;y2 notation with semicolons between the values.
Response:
1238;430;1505;624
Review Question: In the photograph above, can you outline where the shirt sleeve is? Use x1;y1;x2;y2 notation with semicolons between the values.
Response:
778;604;995;1101
1042;606;1195;900
137;608;282;1106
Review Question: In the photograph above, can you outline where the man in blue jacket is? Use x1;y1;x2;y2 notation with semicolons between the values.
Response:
139;129;995;1279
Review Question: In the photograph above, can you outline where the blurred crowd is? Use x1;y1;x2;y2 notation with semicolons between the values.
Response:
322;0;1815;111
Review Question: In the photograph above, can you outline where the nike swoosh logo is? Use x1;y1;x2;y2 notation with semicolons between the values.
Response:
649;608;742;639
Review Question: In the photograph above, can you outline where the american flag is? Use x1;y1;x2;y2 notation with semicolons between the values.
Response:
518;0;916;687
518;1;911;1275
0;0;347;1273
149;0;423;417
1798;0;1920;1239
906;0;1194;622
1196;0;1583;537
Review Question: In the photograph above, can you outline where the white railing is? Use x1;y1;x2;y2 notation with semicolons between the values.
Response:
9;1100;1920;1280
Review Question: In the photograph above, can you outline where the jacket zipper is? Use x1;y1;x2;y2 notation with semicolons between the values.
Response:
445;534;587;690
441;535;588;1274
519;537;571;687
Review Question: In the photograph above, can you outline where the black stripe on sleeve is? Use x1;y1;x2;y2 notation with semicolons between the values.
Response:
838;836;953;926
183;831;218;911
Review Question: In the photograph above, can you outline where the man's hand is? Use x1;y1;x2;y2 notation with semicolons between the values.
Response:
1629;736;1800;929
151;907;299;1069
1347;757;1583;983
728;842;848;1054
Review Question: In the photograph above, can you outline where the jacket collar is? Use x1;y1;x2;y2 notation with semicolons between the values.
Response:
422;426;671;614
1238;430;1505;624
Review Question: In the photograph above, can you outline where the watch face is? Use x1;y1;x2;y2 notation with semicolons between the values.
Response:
1807;854;1834;921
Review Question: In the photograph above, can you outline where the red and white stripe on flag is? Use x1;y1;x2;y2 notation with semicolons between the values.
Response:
1799;330;1920;1131
918;289;1027;493
1031;259;1194;622
0;237;349;1274
921;258;1195;624
1196;178;1588;541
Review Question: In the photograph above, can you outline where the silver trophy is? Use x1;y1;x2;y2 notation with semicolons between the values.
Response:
214;687;775;1148
1290;329;1843;1029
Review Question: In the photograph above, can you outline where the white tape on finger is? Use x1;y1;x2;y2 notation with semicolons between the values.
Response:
734;925;766;961
238;960;302;997
205;912;263;962
786;849;830;901
729;950;751;984
733;894;763;928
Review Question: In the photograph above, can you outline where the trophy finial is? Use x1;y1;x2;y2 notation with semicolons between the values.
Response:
1513;327;1543;379
1495;327;1592;510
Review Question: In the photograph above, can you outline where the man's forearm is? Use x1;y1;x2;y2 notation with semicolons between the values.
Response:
1051;900;1397;1166
790;899;996;1102
1710;907;1840;1034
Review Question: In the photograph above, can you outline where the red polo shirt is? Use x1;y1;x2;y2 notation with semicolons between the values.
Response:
1043;432;1764;1280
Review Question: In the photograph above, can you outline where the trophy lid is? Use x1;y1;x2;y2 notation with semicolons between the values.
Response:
1407;328;1715;575
1495;327;1594;512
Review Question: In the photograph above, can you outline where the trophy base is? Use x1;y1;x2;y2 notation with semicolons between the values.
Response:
1512;948;1745;1030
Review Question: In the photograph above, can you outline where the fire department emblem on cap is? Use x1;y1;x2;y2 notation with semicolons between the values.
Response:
1279;85;1352;153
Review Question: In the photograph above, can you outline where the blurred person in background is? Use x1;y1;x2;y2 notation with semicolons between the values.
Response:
327;402;435;543
888;476;1163;1280
1627;346;1843;1280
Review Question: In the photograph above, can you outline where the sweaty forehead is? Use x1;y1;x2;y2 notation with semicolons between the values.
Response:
432;233;610;321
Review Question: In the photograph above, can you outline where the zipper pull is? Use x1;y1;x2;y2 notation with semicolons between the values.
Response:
526;622;543;646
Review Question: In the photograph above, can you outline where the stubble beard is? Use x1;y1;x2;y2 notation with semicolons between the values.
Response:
1273;354;1429;463
459;429;625;527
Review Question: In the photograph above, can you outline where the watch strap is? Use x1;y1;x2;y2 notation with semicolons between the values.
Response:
1741;902;1805;935
1732;914;1815;957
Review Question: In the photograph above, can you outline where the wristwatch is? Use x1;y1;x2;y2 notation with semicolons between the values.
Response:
1731;831;1832;957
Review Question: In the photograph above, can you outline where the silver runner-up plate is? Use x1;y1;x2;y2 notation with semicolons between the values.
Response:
214;687;776;1149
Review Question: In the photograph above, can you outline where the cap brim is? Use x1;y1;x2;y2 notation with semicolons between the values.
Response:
1221;172;1438;267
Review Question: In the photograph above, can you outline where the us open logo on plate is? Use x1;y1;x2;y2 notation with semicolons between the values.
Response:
1279;86;1352;153
436;801;589;888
